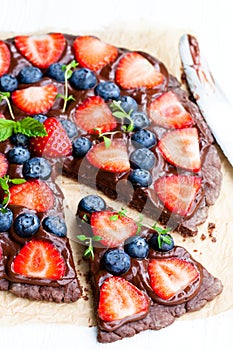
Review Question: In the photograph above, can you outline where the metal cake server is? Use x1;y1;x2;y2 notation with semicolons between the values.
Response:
179;34;233;166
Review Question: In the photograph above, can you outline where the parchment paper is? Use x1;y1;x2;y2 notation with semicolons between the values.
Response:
0;25;232;327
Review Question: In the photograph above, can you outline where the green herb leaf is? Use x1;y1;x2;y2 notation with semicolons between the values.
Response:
0;119;15;141
0;91;15;120
110;100;134;133
92;236;102;242
9;178;26;185
59;60;79;113
76;233;102;260
0;176;26;211
136;213;144;234
102;136;111;149
77;234;88;241
109;214;119;221
151;222;173;249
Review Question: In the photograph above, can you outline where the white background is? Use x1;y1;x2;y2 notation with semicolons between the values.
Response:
1;0;233;349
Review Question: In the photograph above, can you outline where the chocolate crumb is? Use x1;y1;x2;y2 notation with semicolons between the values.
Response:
211;237;217;243
200;234;206;241
208;222;216;235
193;249;198;252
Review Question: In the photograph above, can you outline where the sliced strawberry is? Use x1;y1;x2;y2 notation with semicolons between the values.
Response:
12;240;65;280
148;258;199;300
75;96;117;134
158;128;201;172
0;113;5;119
98;276;149;322
0;41;10;77
0;152;8;177
73;36;118;71
154;174;202;216
91;211;138;247
12;84;57;115
9;179;54;212
149;91;194;129
30;117;72;158
87;139;130;173
14;33;66;69
115;52;164;89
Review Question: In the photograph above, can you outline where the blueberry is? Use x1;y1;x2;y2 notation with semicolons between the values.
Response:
130;148;156;170
128;169;152;187
130;111;150;130
42;216;67;237
124;236;149;259
18;66;43;84
23;157;52;180
0;207;13;231
78;195;106;214
102;249;131;275
7;146;30;164
46;63;65;82
0;74;18;92
131;129;156;148
10;133;30;148
118;95;138;114
69;68;97;90
149;233;174;252
32;114;47;123
94;81;120;101
72;137;92;158
61;120;78;138
14;213;40;238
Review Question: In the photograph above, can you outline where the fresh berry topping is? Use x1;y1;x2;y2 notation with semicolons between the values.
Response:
116;52;164;89
0;41;10;77
42;216;67;237
15;33;66;69
78;195;106;214
149;91;194;129
149;232;174;252
14;213;40;238
72;136;92;158
0;206;13;231
0;113;5;119
12;84;57;115
10;133;30;148
124;236;149;259
91;210;138;248
128;169;152;187
60;120;77;138
73;36;118;71
131;129;156;148
30;117;72;158
154;175;202;216
86;139;130;173
46;63;65;82
102;249;131;275
130;111;150;130
9;179;54;212
118;95;138;114
18;66;43;84
23;157;52;180
0;152;8;177
69;68;97;90
7;146;30;164
98;276;149;322
0;74;18;92
158;128;201;172
75;96;117;134
32;114;48;123
94;81;120;101
148;258;199;300
12;240;65;280
129;148;156;170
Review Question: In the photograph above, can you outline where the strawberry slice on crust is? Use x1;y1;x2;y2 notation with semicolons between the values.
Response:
73;36;118;71
14;33;66;69
98;276;150;322
12;240;65;280
30;117;72;158
148;91;194;129
115;52;164;89
148;258;199;300
11;84;57;115
0;152;8;177
91;211;138;247
158;128;201;172
87;139;130;173
9;179;54;212
75;96;117;134
0;41;10;77
154;174;202;216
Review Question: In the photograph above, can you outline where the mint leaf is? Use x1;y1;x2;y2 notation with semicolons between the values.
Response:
0;119;15;141
9;178;26;185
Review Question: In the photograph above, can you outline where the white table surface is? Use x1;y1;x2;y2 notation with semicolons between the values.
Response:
1;0;233;349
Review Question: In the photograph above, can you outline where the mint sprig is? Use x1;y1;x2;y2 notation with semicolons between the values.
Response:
94;127;122;149
57;60;79;113
110;100;134;133
0;117;47;142
151;222;172;249
109;208;127;221
0;91;15;120
0;175;26;212
77;234;102;260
